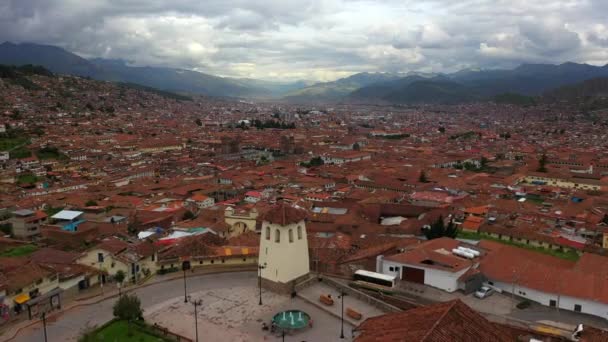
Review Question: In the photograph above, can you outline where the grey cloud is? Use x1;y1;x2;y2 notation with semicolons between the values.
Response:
0;0;606;80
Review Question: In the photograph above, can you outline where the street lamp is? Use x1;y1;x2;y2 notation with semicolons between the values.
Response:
41;312;48;342
182;260;191;303
338;290;347;339
187;296;202;342
258;262;267;305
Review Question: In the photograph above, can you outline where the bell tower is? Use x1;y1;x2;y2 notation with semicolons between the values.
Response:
259;203;309;293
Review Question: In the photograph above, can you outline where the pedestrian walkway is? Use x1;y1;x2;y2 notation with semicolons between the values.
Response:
297;281;386;327
0;265;256;342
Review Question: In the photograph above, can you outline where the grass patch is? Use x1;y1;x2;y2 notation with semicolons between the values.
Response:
35;146;68;160
0;135;29;151
456;231;580;261
0;244;37;257
17;173;39;184
82;320;173;342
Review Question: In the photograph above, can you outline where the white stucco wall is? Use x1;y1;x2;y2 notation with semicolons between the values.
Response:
378;258;469;293
491;280;608;320
259;220;309;284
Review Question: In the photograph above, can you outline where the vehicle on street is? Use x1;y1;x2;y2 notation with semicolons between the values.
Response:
474;286;494;299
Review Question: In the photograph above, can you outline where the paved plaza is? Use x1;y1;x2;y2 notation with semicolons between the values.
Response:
145;285;366;341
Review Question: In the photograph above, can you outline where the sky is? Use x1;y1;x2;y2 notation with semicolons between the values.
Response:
1;0;607;81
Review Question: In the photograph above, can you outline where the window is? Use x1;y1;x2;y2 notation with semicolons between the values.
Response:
266;226;270;240
574;304;582;312
221;259;225;263
199;260;203;265
289;229;294;243
97;253;104;263
275;229;280;243
151;254;155;261
297;226;302;240
211;260;215;264
549;300;556;307
389;267;394;272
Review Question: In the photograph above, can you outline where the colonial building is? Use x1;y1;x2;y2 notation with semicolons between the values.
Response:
259;203;310;294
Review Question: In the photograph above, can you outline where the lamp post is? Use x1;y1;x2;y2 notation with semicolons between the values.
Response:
182;260;191;303
258;262;266;305
41;312;48;342
188;296;202;342
338;290;347;339
183;268;188;303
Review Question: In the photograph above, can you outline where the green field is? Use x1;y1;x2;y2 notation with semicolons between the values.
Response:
0;245;38;257
17;174;39;184
457;231;580;261
81;320;173;342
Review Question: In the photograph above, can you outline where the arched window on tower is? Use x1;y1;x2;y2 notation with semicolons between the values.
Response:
297;226;302;240
275;229;280;243
289;229;294;243
265;226;270;240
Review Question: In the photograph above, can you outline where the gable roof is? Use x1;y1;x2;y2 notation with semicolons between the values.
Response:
260;202;307;226
355;299;512;342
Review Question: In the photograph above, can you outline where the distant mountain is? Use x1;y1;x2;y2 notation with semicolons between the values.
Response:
347;62;608;105
283;72;402;103
0;42;100;77
0;42;308;98
543;77;608;111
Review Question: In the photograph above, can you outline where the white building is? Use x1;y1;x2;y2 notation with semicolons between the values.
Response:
377;237;482;293
258;203;310;293
479;240;608;321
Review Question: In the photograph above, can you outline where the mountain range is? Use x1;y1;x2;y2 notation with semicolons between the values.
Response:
2;41;608;104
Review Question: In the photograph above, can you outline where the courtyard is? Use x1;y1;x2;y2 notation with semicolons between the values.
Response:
144;284;375;341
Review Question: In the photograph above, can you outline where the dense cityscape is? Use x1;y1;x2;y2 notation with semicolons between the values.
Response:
2;1;608;342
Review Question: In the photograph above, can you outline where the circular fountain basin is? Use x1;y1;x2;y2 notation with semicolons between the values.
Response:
271;310;311;330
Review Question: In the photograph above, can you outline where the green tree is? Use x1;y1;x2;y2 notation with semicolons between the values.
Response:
85;200;98;207
112;294;143;335
183;210;195;220
419;170;428;183
114;270;126;296
537;154;548;172
423;216;457;240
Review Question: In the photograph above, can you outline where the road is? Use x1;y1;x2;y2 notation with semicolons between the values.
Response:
8;271;258;342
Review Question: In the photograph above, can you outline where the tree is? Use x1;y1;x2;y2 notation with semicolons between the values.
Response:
423;216;458;240
480;156;489;169
183;210;195;220
537;154;548;172
419;170;428;183
114;270;126;296
112;294;143;335
85;200;98;207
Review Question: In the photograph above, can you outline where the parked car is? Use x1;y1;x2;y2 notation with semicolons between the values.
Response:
474;286;494;299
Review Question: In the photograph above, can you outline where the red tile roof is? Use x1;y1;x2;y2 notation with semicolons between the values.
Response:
355;299;513;342
260;202;307;226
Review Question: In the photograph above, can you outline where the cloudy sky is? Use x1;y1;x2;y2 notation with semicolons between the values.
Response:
1;0;607;81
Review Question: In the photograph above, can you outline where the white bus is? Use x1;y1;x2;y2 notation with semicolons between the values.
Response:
353;270;396;288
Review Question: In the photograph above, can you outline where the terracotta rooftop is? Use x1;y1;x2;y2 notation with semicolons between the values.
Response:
355;299;513;342
260;202;307;226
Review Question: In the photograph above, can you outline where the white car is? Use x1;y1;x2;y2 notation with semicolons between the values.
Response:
474;286;494;299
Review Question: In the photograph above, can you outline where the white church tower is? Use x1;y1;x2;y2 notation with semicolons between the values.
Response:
259;202;309;293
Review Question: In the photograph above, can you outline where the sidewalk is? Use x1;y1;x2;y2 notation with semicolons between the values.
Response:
297;282;386;327
0;265;256;342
